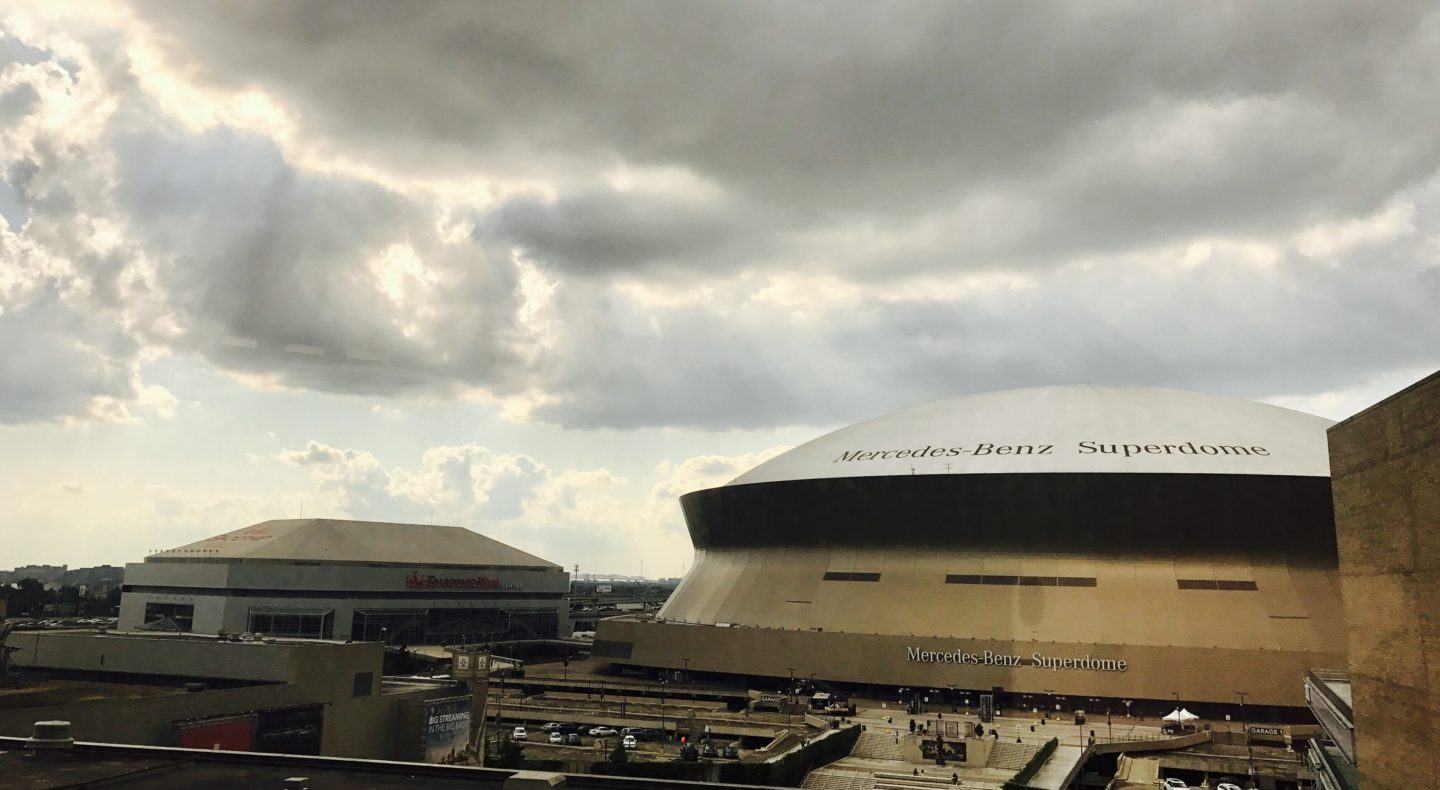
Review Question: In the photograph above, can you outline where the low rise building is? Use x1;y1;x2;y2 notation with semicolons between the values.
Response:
119;519;568;644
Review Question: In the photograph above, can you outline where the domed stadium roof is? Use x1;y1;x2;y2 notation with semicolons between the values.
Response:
150;518;558;568
732;386;1333;485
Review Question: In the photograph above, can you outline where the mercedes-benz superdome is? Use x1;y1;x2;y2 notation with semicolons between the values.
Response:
594;385;1346;715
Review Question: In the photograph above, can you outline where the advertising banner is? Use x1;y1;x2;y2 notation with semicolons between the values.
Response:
422;695;472;764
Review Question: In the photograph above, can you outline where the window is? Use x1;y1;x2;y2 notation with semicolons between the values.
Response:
141;602;194;632
247;608;332;638
1177;579;1258;591
353;671;374;697
822;572;881;582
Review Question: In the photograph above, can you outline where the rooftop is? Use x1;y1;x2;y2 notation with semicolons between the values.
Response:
731;385;1333;485
146;519;559;568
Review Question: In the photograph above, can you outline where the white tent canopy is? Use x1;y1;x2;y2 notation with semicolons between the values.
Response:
1163;708;1200;722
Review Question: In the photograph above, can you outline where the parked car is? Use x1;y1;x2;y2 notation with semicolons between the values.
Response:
701;742;718;758
1215;784;1242;790
722;743;739;759
511;726;528;740
1161;779;1188;790
548;732;564;744
588;726;618;737
621;734;637;749
565;733;581;745
541;722;563;731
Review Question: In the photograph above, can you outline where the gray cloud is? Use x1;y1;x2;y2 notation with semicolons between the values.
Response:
133;1;1440;255
1;4;1437;429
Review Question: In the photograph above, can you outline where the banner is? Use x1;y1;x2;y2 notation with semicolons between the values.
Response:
422;695;472;764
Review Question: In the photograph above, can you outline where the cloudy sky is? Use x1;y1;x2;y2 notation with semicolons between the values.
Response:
2;1;1437;574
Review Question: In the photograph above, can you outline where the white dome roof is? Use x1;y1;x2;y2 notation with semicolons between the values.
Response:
731;386;1333;485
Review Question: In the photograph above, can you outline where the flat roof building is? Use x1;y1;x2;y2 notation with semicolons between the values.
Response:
120;519;568;645
598;386;1346;715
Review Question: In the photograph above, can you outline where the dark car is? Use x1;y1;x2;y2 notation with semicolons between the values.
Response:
565;733;581;745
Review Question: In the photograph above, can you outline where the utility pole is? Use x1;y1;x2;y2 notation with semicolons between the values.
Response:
1238;691;1254;785
786;667;798;734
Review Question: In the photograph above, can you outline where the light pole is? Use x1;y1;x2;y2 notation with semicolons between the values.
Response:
786;667;797;733
1238;691;1254;784
682;657;690;685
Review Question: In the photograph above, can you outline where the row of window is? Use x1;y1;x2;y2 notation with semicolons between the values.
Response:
817;573;1260;590
140;602;560;641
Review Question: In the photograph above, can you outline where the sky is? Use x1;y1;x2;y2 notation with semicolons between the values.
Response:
1;2;1437;575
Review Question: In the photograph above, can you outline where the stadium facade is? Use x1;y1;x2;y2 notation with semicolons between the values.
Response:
119;519;568;644
596;386;1346;712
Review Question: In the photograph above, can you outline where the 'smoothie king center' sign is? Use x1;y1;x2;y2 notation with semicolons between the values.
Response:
907;647;1128;672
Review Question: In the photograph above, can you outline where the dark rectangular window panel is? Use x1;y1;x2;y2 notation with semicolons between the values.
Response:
1177;579;1257;590
948;574;1097;587
823;572;881;582
353;671;373;697
592;639;633;659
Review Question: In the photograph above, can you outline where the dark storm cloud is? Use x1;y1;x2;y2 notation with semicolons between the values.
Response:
132;0;1440;260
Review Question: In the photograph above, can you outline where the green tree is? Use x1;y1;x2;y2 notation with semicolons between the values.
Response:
609;740;629;764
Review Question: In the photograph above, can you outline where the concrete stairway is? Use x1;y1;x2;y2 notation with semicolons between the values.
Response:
801;767;877;790
851;731;907;761
985;739;1038;770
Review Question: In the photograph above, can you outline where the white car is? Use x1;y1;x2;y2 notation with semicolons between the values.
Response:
1215;784;1242;790
622;734;637;749
548;731;564;744
588;726;618;737
1162;779;1188;789
512;726;528;740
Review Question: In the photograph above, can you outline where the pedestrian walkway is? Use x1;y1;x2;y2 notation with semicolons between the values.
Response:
1025;744;1085;790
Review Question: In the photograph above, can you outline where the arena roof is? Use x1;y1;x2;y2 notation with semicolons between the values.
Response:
732;385;1333;485
149;518;558;568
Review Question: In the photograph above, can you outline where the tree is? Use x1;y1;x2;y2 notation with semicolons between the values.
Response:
609;740;629;764
10;579;47;617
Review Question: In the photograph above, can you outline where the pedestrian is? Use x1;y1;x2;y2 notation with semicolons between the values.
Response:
951;772;958;785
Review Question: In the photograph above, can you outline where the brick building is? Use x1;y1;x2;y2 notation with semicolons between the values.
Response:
1327;369;1440;787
